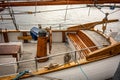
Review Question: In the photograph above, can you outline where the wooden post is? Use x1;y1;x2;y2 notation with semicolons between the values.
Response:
3;29;9;42
22;32;28;43
37;37;48;62
62;31;65;42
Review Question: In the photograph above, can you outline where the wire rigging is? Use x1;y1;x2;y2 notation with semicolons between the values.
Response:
0;6;87;15
64;5;68;21
94;2;120;15
93;0;120;34
64;0;69;21
88;7;91;16
7;0;19;30
34;0;37;16
109;8;120;14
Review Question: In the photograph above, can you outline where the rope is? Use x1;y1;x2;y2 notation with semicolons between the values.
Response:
64;5;68;21
88;7;91;16
96;7;105;14
34;0;37;16
0;6;87;15
70;50;89;80
93;0;120;34
64;0;69;21
93;0;120;15
7;0;19;30
95;4;120;15
109;8;120;14
77;61;89;80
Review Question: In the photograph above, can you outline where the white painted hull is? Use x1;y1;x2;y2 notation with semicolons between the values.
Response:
21;55;120;80
42;55;120;80
0;31;120;80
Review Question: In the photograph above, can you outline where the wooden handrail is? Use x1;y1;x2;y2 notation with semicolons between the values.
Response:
68;19;119;30
86;42;120;61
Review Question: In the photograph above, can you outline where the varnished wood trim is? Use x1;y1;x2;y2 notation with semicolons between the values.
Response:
0;0;120;7
62;31;65;42
86;42;120;61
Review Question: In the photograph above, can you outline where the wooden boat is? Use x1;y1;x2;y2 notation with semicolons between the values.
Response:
0;19;120;80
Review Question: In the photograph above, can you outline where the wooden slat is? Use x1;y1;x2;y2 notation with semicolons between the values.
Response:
77;31;98;51
67;33;90;56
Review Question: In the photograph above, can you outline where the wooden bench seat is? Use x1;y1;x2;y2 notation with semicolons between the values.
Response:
67;31;98;58
67;33;90;56
77;31;98;51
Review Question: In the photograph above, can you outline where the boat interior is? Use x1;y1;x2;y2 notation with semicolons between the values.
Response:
0;0;120;80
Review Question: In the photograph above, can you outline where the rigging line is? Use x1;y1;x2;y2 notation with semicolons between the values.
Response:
0;23;80;25
96;7;105;14
109;8;120;14
9;8;18;30
95;3;120;15
88;7;91;16
77;61;89;80
7;0;18;30
34;0;37;16
0;6;87;15
64;0;69;21
93;0;105;14
64;5;68;21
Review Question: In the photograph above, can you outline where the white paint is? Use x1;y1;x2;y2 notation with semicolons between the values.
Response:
8;32;22;42
52;32;62;42
43;55;120;80
21;55;120;80
0;58;17;76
